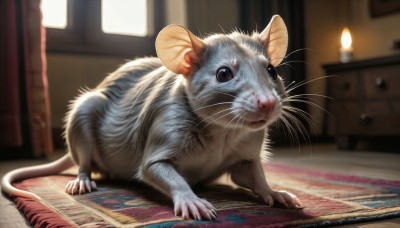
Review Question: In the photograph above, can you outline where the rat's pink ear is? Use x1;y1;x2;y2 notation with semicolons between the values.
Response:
156;24;204;76
260;15;288;66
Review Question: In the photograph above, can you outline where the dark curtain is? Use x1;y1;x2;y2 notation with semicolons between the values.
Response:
0;1;22;148
0;0;53;158
240;0;307;144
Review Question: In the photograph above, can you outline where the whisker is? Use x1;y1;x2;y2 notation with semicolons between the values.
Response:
234;112;246;128
279;60;309;67
276;118;292;146
286;75;336;94
278;114;299;148
281;110;311;149
239;112;248;127
283;106;319;134
285;80;296;90
277;60;309;71
214;91;239;99
284;48;311;59
268;48;310;66
284;110;312;142
200;109;237;131
283;97;330;115
193;102;234;112
225;112;242;128
284;93;333;100
214;91;253;104
195;108;232;128
276;62;296;70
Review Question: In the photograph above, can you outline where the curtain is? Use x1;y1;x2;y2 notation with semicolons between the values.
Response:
0;0;53;158
0;1;22;148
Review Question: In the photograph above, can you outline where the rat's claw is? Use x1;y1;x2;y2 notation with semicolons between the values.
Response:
200;198;217;211
279;191;302;208
65;176;97;195
173;193;217;220
79;180;86;194
274;190;302;208
260;190;302;209
193;199;217;220
207;210;217;220
187;202;201;220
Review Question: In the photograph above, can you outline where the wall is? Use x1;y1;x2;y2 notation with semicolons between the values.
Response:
47;54;125;128
304;0;400;135
185;0;240;34
349;0;400;59
165;0;187;26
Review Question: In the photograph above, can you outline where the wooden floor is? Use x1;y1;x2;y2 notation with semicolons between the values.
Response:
1;143;399;227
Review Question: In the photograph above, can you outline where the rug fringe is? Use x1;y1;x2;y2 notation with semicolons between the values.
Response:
14;196;75;228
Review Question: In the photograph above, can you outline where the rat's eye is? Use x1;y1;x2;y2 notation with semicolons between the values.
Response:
216;67;233;82
267;64;277;80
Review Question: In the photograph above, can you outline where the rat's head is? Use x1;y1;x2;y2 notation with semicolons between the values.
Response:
156;15;288;131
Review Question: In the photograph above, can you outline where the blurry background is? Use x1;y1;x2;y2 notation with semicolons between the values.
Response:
1;0;399;158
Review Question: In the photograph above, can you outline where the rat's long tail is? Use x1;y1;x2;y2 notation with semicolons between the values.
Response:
1;154;75;200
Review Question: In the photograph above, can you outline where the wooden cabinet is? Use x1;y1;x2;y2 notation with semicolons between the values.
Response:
323;54;400;149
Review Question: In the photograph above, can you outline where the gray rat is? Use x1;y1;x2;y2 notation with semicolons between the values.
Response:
2;15;302;221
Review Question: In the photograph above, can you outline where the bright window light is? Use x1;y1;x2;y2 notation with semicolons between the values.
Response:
102;0;148;36
40;0;67;29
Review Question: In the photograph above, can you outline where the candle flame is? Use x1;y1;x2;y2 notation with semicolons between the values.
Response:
341;27;352;49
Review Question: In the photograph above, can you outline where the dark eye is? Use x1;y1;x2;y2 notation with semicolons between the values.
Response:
216;67;233;82
267;64;277;80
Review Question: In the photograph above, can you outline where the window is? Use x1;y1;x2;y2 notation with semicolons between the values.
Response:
41;0;67;29
41;0;165;57
101;0;148;36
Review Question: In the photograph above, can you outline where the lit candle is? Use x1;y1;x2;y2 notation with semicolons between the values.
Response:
340;27;353;63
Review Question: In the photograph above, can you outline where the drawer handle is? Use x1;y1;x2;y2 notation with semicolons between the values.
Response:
375;77;386;90
359;113;373;125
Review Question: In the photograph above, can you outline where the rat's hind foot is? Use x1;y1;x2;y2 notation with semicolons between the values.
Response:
65;175;97;195
173;192;217;221
259;190;302;209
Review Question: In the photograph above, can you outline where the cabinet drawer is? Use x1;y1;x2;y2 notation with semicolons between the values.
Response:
329;71;357;99
364;65;400;98
331;101;400;136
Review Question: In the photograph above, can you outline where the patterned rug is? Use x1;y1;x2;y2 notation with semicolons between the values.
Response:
11;163;400;227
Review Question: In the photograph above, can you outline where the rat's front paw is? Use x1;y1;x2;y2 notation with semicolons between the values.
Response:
259;190;302;209
65;175;97;195
173;192;217;221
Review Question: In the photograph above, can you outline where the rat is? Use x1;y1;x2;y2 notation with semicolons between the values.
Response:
2;15;302;221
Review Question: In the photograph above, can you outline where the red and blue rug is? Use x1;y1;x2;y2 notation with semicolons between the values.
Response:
11;163;400;227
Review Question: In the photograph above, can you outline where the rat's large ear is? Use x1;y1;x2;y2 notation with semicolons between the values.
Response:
156;25;204;76
260;15;288;66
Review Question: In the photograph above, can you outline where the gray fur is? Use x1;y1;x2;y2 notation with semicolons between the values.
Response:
65;32;286;184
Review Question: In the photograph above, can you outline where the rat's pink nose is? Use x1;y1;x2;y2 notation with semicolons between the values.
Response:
257;96;277;113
